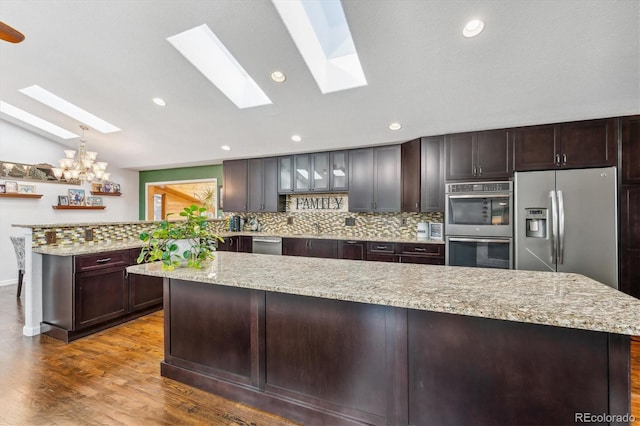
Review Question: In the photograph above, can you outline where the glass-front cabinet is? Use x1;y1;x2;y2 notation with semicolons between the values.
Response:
330;151;348;191
279;151;346;193
278;156;293;193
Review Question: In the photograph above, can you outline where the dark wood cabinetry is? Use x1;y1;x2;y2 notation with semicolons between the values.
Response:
366;241;397;262
293;153;330;192
42;248;163;342
620;115;640;299
514;118;617;171
398;243;445;265
283;238;337;259
402;137;445;212
217;235;252;253
349;145;401;212
445;130;511;181
222;159;248;212
248;157;281;212
337;240;366;260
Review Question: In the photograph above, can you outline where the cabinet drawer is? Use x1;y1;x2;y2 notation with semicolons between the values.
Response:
75;251;128;272
367;242;396;253
398;243;444;257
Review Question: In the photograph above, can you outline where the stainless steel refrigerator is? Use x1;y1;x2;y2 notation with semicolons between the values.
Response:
514;167;618;289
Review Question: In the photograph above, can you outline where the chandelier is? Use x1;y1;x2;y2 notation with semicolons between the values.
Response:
52;125;110;183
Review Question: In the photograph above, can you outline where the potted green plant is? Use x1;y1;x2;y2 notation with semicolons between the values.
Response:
137;204;223;270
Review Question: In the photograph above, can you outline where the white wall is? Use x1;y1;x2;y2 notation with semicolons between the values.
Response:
0;120;139;286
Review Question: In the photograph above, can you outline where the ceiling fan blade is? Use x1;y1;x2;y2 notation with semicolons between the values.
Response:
0;21;25;43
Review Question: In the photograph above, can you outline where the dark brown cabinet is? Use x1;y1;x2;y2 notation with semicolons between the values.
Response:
248;157;281;212
366;241;397;262
222;159;248;212
349;145;401;212
128;248;163;312
337;240;366;260
283;238;337;259
445;129;512;181
621;115;640;184
620;186;640;299
397;243;445;265
514;118;617;171
42;248;163;342
402;137;445;212
217;235;252;253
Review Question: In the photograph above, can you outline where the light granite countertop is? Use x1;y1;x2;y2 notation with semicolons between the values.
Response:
128;252;640;336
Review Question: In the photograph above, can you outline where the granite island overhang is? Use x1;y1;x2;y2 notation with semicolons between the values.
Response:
128;252;640;426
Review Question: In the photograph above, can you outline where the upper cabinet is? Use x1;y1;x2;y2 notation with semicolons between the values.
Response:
349;145;401;212
279;151;348;193
278;156;294;193
222;159;248;212
294;152;329;192
445;129;512;181
402;137;445;213
514;118;617;171
621;115;640;184
248;157;281;212
330;151;348;191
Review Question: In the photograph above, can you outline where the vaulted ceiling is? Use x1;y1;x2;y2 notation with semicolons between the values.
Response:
1;0;638;171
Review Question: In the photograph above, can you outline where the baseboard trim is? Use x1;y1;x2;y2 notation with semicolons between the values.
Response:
0;279;18;287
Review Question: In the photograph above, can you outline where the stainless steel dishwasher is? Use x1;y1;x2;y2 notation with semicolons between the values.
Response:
252;237;282;255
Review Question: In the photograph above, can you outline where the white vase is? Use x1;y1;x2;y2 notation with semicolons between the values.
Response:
170;238;198;264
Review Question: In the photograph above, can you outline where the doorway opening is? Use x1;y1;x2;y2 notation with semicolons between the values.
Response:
145;178;219;220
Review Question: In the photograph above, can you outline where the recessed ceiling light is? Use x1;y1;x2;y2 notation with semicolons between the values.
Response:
0;101;79;139
271;71;286;83
152;97;167;107
273;0;367;94
389;122;402;131
167;24;272;109
221;145;231;151
463;19;485;38
291;134;302;142
19;85;121;133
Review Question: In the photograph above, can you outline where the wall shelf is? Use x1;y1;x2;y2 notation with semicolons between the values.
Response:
52;205;106;210
90;191;121;196
0;193;43;199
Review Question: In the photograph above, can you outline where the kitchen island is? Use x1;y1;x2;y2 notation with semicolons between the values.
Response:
128;252;640;426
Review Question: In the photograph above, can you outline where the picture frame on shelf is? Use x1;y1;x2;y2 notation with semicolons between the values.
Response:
86;196;103;206
112;183;120;193
0;184;5;194
5;181;18;193
18;184;36;194
91;183;103;193
68;189;85;206
58;195;69;206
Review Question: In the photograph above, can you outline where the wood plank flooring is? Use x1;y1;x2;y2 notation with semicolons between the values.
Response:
0;285;298;426
0;283;638;425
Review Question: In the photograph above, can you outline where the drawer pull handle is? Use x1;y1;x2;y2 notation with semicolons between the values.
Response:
376;246;388;250
96;258;111;264
346;241;358;244
415;248;426;252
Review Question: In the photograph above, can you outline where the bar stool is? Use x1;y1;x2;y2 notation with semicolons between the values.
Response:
10;236;25;297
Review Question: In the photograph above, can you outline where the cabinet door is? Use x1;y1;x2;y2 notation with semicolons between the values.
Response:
421;136;445;212
348;148;374;212
476;129;512;179
278;156;294;193
294;154;311;192
217;236;236;252
373;145;401;212
330;151;348;191
237;236;253;253
312;152;330;191
558;118;617;169
401;139;421;212
621;115;640;184
445;133;475;180
337;240;366;260
262;157;280;212
223;159;248;212
513;125;557;171
282;238;308;256
75;266;127;330
620;186;640;299
128;248;163;312
307;239;337;259
247;158;264;212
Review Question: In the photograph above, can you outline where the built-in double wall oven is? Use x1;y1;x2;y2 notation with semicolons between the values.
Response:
445;181;513;269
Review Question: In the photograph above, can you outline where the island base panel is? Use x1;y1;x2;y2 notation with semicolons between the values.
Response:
162;278;631;426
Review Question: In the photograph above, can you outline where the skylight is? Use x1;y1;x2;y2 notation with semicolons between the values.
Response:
19;85;120;133
167;24;272;109
273;0;367;94
0;101;79;139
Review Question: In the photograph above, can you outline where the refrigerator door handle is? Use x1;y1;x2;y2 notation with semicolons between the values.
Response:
557;190;565;265
549;190;558;264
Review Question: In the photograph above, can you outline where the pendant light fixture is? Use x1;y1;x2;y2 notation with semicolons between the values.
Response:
52;125;110;183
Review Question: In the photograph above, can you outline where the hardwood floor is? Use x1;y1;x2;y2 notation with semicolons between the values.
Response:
0;285;298;426
0;283;638;425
